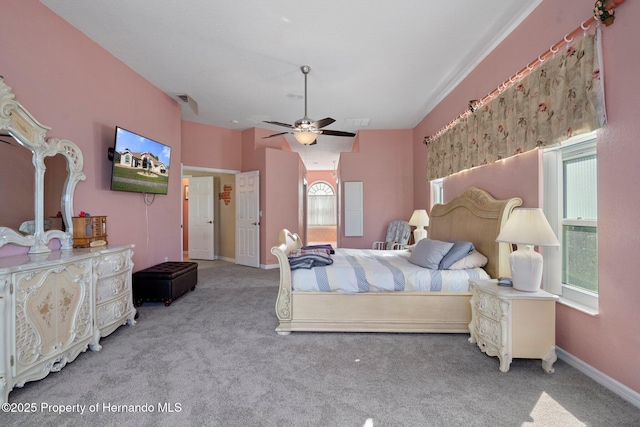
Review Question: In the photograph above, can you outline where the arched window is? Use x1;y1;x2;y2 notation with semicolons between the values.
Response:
308;181;336;225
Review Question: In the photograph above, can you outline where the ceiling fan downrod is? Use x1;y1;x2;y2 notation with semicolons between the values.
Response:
301;65;311;123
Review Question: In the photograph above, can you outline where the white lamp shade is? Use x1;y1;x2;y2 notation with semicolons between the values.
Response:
293;131;318;145
496;208;559;247
409;209;430;227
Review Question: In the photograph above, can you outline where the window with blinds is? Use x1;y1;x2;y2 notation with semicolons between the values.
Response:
563;153;598;293
543;131;598;313
308;181;336;226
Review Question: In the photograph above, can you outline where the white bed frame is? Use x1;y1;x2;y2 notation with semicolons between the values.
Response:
271;187;522;335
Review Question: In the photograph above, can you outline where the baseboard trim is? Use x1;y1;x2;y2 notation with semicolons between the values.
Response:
218;256;235;263
557;347;640;409
262;263;279;270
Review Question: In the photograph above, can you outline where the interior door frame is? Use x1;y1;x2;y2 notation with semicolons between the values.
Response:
181;164;240;260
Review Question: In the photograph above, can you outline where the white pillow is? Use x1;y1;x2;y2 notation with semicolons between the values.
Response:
408;239;454;269
448;250;488;270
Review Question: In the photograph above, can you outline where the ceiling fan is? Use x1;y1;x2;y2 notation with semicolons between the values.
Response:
263;65;356;145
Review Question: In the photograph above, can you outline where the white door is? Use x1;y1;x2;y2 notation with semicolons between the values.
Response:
235;171;259;267
188;176;215;260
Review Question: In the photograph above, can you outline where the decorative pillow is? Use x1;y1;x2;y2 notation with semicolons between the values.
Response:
408;238;454;269
439;240;475;270
448;250;488;270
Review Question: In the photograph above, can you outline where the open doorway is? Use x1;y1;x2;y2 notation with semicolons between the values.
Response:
306;179;337;247
182;166;238;262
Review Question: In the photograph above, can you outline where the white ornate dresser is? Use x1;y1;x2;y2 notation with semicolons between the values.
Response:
0;76;135;403
0;246;136;403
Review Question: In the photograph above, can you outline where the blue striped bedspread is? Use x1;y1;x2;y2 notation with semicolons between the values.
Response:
291;248;489;293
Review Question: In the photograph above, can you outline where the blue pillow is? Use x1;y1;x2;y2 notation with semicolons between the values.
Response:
408;238;454;269
439;240;475;270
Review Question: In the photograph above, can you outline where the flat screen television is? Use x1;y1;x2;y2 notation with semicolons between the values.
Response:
110;127;171;195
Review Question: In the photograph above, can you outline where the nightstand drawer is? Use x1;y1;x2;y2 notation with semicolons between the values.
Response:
476;314;501;348
474;290;502;322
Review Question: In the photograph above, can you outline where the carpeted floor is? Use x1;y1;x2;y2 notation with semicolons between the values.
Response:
4;260;640;427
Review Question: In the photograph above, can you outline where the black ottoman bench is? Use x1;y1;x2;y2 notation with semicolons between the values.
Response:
133;261;198;307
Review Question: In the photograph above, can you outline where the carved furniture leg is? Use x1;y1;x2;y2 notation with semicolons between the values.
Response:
541;345;557;373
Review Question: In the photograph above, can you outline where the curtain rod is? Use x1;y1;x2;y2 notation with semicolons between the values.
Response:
424;0;626;145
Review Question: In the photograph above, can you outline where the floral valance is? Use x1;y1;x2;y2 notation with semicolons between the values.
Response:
426;33;606;181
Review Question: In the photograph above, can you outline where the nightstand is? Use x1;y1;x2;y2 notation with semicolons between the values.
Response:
468;279;559;373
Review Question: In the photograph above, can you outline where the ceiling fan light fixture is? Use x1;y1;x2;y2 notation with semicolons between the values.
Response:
293;130;318;145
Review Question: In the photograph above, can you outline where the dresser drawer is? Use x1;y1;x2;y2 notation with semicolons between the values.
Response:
96;293;131;330
94;249;131;278
96;271;130;303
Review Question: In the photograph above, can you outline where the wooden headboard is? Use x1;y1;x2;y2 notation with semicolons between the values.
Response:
428;187;522;279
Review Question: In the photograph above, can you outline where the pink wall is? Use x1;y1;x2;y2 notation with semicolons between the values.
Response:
413;0;640;394
181;121;242;171
444;150;539;207
307;170;337;191
0;0;182;270
264;149;304;265
340;129;414;248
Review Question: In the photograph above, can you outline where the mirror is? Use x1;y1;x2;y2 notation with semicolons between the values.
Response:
44;154;68;231
0;137;34;230
0;76;86;253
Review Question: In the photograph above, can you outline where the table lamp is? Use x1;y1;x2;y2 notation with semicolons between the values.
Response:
495;208;560;292
409;209;430;243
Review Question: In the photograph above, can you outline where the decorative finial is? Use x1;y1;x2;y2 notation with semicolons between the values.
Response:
594;0;616;26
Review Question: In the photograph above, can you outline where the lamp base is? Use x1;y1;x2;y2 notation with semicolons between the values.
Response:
413;227;427;243
510;244;543;292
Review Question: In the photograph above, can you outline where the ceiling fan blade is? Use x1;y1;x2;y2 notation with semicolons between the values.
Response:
312;117;335;129
321;129;356;137
263;120;294;129
263;131;290;139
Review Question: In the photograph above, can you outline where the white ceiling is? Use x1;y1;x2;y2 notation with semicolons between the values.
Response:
41;0;540;170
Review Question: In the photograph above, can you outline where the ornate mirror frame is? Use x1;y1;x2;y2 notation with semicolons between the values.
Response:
0;76;85;254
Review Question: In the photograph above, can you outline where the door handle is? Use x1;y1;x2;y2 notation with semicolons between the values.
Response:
207;221;213;224
252;221;259;226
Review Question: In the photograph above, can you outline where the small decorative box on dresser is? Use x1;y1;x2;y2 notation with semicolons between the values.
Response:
72;216;107;248
468;279;559;373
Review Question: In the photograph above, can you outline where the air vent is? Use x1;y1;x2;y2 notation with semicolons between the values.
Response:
176;93;198;114
344;118;370;127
